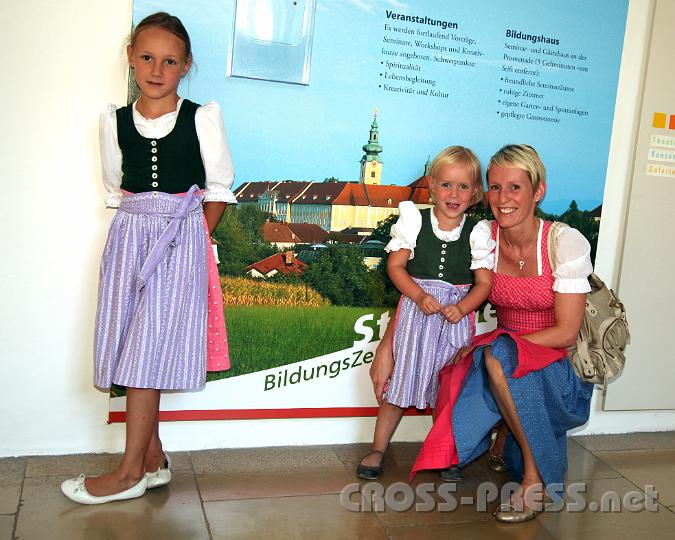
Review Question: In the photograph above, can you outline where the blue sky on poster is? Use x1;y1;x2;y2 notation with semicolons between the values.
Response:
133;0;628;213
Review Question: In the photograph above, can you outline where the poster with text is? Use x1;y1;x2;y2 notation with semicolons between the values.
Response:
109;0;628;422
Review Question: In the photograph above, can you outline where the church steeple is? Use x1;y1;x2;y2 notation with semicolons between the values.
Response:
359;110;383;185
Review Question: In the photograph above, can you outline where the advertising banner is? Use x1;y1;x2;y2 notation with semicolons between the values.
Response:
110;0;628;422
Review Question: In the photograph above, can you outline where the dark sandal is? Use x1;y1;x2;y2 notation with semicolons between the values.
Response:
440;465;464;482
356;450;384;480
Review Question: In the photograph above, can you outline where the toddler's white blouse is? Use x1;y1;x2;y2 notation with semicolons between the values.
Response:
385;201;496;271
492;219;593;294
99;98;237;208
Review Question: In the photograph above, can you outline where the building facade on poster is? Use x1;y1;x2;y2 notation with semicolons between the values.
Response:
234;114;433;232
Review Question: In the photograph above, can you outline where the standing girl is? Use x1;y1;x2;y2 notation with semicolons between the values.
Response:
61;12;236;504
358;146;494;480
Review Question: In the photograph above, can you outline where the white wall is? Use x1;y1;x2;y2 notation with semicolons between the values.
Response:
0;0;672;458
578;0;675;433
0;0;134;456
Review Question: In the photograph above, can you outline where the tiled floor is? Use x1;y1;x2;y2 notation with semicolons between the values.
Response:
2;432;674;539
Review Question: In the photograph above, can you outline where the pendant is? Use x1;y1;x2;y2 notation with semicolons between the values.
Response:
518;260;525;271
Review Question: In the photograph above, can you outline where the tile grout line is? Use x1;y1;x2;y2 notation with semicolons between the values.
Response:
571;435;675;455
190;451;214;540
11;460;27;540
371;499;393;539
582;446;675;513
581;442;642;481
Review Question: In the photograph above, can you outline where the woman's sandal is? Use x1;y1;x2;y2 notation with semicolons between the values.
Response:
493;502;540;523
356;450;384;480
487;427;507;473
494;482;548;522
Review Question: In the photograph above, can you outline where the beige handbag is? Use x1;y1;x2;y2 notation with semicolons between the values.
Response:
547;222;629;389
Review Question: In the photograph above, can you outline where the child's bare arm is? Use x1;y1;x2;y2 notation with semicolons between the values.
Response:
387;250;443;314
204;202;227;235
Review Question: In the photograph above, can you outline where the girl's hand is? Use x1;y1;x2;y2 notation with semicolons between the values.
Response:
370;342;394;406
443;304;465;323
416;293;443;315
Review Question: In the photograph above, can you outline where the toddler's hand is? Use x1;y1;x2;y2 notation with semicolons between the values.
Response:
443;304;465;323
416;293;443;315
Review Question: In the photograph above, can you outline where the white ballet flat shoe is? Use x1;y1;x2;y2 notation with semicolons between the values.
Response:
146;452;171;489
61;474;147;505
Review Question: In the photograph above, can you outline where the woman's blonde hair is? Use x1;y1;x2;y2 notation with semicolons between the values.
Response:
428;146;484;206
487;144;546;191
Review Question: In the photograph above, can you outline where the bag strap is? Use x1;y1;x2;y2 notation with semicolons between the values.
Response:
546;221;570;274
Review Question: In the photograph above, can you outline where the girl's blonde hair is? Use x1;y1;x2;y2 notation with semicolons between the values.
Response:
428;146;484;206
487;144;546;192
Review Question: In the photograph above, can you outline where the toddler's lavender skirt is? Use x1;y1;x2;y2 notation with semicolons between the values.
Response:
94;187;208;390
385;279;473;409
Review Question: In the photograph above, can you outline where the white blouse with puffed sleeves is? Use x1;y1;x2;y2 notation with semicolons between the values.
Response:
99;98;237;208
385;201;496;270
492;219;593;294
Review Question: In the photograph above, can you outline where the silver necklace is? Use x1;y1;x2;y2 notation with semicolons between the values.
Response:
502;221;538;271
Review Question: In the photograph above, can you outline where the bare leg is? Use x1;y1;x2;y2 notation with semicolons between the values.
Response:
491;420;508;456
85;388;160;496
484;348;544;505
143;416;166;473
361;402;405;467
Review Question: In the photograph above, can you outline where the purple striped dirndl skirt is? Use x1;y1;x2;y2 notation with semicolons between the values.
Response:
384;279;473;409
94;186;208;390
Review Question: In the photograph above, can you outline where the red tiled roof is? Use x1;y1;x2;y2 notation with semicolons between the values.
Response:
408;175;433;204
290;182;349;205
263;222;298;244
262;222;330;244
408;174;430;188
234;181;277;201
270;181;313;201
287;223;329;244
235;180;432;207
332;183;411;207
234;180;312;202
245;252;306;276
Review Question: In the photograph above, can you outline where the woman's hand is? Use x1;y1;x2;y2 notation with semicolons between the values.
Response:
370;341;394;406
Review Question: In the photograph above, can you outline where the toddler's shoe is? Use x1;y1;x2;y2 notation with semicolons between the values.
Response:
356;450;384;480
61;474;147;505
440;465;464;482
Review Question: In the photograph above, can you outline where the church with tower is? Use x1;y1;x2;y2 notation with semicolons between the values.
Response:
359;113;383;185
234;113;432;234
